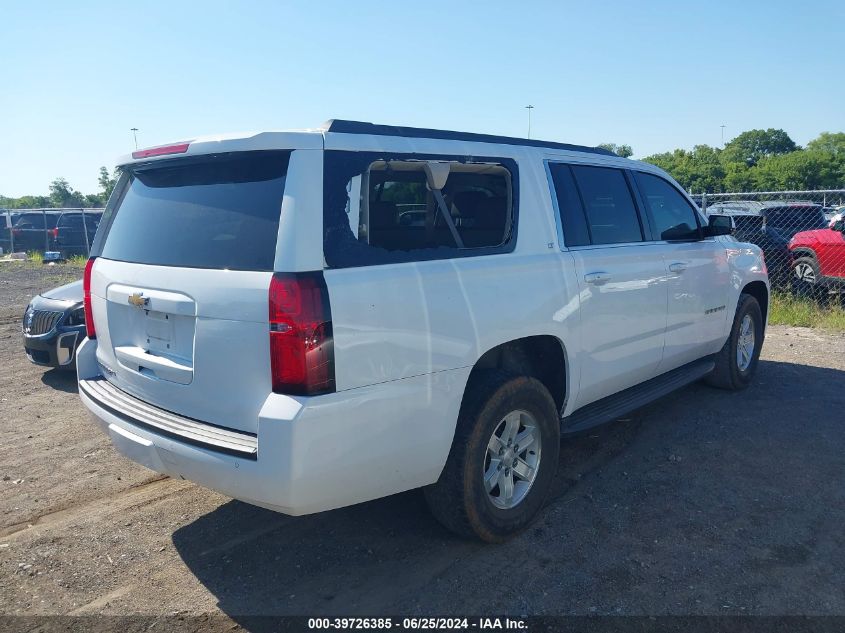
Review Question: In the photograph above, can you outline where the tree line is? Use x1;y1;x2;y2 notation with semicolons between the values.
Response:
2;129;844;208
0;167;118;209
632;130;845;193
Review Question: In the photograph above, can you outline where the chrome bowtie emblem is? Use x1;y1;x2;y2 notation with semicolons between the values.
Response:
128;293;149;308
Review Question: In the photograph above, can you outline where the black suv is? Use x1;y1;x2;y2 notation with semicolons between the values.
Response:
706;201;828;286
49;211;102;256
10;211;60;253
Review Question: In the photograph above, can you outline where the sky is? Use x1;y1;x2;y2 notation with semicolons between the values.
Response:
1;0;843;197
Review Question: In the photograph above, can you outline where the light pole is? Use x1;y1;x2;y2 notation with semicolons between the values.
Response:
525;105;534;139
720;124;726;147
131;127;139;150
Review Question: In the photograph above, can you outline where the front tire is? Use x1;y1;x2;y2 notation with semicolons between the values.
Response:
424;371;560;542
791;256;824;301
706;293;763;390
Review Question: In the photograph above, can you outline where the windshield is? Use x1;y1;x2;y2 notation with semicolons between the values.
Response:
97;151;290;271
767;207;827;234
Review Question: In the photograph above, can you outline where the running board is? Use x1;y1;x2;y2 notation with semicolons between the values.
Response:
561;357;715;435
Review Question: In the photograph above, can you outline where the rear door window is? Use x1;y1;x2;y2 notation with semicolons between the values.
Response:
97;151;290;271
569;165;644;244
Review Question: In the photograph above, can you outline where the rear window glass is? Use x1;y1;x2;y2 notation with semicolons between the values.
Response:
98;152;290;271
15;213;58;229
766;207;827;232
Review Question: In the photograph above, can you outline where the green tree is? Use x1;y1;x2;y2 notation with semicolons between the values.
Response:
597;142;633;158
48;178;86;207
753;150;840;190
722;161;755;192
98;166;119;201
642;144;725;193
721;128;797;166
806;132;845;157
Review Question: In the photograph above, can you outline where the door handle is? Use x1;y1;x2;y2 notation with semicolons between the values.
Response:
668;262;688;273
584;272;611;286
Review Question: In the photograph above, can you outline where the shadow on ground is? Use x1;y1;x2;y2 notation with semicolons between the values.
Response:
40;367;78;393
173;360;845;620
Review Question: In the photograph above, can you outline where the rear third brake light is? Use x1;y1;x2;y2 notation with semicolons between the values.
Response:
132;142;190;159
269;272;335;396
83;257;96;339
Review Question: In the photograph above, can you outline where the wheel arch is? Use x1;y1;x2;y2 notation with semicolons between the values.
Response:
790;247;818;261
464;335;568;415
741;280;769;325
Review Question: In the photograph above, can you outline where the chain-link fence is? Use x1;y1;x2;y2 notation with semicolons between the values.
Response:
694;190;845;303
1;208;104;259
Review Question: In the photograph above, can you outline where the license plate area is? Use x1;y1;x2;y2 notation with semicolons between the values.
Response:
105;284;197;383
144;310;175;355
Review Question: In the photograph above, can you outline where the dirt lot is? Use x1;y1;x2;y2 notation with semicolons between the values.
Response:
1;262;845;622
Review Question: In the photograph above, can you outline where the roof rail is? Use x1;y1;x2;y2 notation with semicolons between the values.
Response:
323;119;616;156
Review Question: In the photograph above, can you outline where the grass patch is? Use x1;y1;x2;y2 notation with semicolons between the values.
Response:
66;254;88;267
769;292;845;331
28;251;43;264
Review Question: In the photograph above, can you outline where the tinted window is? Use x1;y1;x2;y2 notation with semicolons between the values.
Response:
99;152;289;271
635;172;700;241
570;165;643;244
15;213;57;229
323;151;516;268
58;214;85;228
733;215;764;235
548;163;590;247
766;207;827;233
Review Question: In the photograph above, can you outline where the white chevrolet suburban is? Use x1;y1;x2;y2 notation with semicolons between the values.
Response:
77;120;768;541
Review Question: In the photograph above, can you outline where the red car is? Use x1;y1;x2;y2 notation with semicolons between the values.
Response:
789;215;845;293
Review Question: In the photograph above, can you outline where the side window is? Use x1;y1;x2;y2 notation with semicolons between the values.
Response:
570;165;643;245
548;163;590;247
17;213;46;229
324;152;516;268
635;172;701;241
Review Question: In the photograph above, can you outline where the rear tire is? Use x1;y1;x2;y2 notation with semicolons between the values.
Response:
424;371;560;542
706;293;763;390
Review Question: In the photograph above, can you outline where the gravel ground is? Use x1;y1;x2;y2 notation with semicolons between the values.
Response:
1;262;844;624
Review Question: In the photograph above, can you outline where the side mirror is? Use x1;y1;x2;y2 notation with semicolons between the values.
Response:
704;214;735;237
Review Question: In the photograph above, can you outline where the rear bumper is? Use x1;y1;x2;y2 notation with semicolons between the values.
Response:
76;337;468;516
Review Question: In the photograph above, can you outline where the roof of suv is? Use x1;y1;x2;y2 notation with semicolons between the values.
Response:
323;120;616;155
118;119;617;166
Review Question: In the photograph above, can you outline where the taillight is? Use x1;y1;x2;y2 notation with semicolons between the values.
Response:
83;257;96;339
269;272;335;396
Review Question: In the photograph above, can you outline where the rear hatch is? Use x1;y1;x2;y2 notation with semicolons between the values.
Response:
89;151;291;433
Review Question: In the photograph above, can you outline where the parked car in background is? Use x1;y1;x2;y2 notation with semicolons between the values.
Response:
706;201;829;286
11;211;60;253
0;211;22;253
22;280;86;370
788;215;845;296
49;211;102;257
